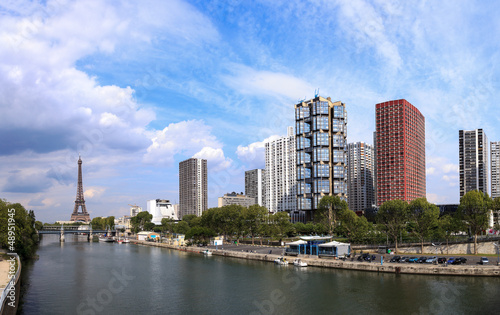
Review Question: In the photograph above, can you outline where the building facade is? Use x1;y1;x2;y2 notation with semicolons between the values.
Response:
245;169;265;207
459;129;488;197
218;192;256;208
265;127;297;216
147;199;178;224
130;205;142;217
295;96;347;221
375;99;426;206
491;141;500;199
347;142;375;214
179;158;207;218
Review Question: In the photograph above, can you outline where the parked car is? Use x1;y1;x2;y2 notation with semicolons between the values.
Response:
437;257;447;264
408;257;419;263
400;256;409;263
390;255;401;263
417;257;428;263
426;256;437;264
453;257;467;265
358;253;372;262
480;257;489;265
447;257;456;264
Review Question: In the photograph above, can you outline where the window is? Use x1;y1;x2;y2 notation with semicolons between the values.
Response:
314;133;329;146
314;148;329;162
315;180;330;193
333;150;345;163
314;116;329;130
333;105;345;118
314;164;329;177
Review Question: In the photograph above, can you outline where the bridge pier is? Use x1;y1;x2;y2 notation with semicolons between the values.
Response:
60;224;65;242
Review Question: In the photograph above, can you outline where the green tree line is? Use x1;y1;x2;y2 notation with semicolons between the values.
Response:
0;198;39;260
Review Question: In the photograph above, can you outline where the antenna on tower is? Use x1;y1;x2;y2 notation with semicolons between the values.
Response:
314;89;320;98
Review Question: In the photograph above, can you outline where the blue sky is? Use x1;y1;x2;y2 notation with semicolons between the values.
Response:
1;0;499;223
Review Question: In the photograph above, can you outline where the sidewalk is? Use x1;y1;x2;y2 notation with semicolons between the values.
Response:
0;258;10;290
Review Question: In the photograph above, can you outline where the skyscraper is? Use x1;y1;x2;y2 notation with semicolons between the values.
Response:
375;99;426;206
295;96;347;221
459;129;489;197
245;169;265;207
491;141;500;199
347;142;375;214
179;158;207;218
265;127;297;216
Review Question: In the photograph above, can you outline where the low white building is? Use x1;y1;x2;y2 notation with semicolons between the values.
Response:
147;199;179;224
218;192;255;208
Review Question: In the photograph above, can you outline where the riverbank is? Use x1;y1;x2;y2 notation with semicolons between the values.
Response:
134;240;500;277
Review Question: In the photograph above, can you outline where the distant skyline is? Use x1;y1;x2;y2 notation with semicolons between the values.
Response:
1;0;500;222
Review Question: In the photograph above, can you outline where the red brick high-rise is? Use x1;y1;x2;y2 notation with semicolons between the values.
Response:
375;99;426;206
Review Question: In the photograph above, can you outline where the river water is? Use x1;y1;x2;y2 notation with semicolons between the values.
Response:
19;234;499;314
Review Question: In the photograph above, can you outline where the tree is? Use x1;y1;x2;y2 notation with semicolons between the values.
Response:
438;214;462;255
492;197;500;232
316;196;348;235
269;212;292;243
173;221;190;235
186;226;216;244
408;198;440;254
336;209;372;243
34;221;43;231
130;211;153;233
241;205;267;245
91;217;105;230
0;199;39;260
457;190;491;254
161;218;175;235
376;199;409;253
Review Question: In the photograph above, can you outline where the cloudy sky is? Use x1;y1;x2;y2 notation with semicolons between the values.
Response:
1;0;499;223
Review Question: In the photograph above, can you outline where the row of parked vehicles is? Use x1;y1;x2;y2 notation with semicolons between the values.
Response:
389;256;469;265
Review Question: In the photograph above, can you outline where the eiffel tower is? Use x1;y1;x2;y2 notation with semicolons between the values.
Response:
70;156;91;222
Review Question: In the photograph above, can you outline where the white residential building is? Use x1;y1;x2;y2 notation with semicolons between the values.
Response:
265;126;297;217
491;141;500;199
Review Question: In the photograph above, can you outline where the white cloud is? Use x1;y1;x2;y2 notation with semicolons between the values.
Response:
221;64;315;100
193;147;232;172
84;187;106;199
426;167;436;175
427;193;446;204
236;135;282;169
143;120;225;166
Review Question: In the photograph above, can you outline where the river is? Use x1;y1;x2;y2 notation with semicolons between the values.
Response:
19;234;500;314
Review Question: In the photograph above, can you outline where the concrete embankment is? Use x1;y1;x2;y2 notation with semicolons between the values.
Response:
133;240;500;277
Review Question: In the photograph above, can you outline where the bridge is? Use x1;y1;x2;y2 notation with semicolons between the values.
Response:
38;225;116;241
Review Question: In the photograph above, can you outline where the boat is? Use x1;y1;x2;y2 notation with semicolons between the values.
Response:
274;256;289;265
202;249;213;256
99;236;115;243
122;238;131;244
293;259;308;267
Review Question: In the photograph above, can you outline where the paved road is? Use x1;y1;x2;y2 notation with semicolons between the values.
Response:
201;243;499;266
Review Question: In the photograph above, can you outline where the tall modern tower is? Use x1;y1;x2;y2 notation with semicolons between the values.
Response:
245;169;265;207
265;127;297;217
375;99;426;206
70;156;91;222
179;158;207;218
295;96;347;221
347;142;375;214
492;141;500;199
459;129;488;197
